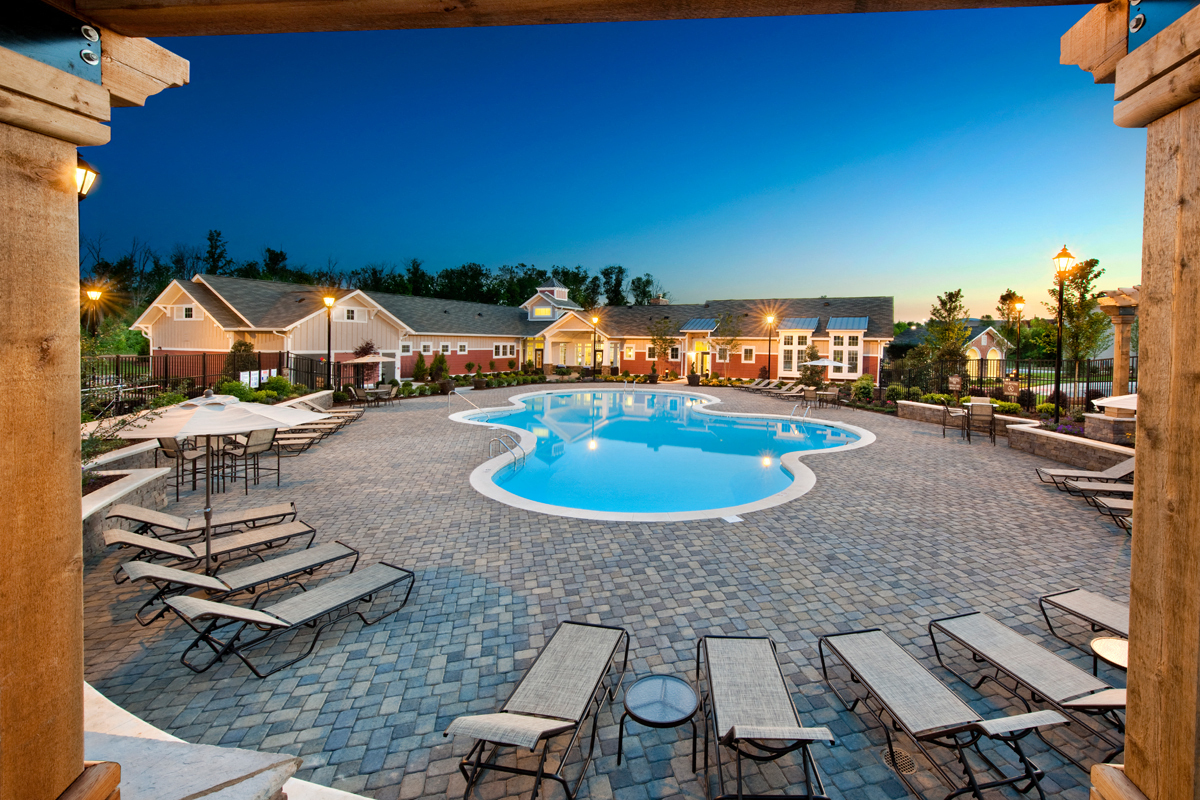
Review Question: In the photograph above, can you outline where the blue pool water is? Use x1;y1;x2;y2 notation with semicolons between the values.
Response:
472;390;859;514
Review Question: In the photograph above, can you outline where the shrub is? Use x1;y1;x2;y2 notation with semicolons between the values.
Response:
852;374;875;402
907;386;923;401
758;366;769;379
507;359;517;370
419;384;432;396
148;392;187;409
885;383;904;402
223;339;258;380
1036;402;1063;415
1043;389;1069;408
332;391;349;402
555;366;570;376
920;393;954;406
996;401;1021;414
622;370;631;378
967;385;986;397
465;361;475;373
524;359;536;373
263;375;292;394
1085;388;1106;412
389;377;400;387
216;379;253;401
412;352;429;381
989;385;1007;401
1017;388;1036;409
489;360;496;371
250;390;275;403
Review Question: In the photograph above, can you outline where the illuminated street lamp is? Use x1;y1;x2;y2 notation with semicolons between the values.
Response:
765;315;776;380
1014;300;1025;385
592;315;599;382
84;287;102;335
324;295;336;390
1051;246;1075;424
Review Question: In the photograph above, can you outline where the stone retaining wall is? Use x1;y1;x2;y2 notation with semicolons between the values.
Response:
82;468;171;559
897;401;1028;436
1007;424;1133;470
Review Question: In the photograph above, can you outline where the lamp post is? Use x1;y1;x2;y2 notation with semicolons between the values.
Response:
591;315;599;381
85;288;102;336
1014;301;1024;384
1051;246;1075;424
324;295;335;390
765;315;776;380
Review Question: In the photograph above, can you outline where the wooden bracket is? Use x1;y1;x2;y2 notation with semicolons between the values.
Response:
1061;0;1129;84
99;27;189;108
58;761;120;800
1113;3;1200;126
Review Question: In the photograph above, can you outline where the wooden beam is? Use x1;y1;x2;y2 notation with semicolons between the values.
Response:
1092;765;1150;800
0;47;110;123
1124;95;1200;800
58;763;121;800
100;28;189;108
71;0;1086;38
1116;3;1200;100
1060;0;1127;84
1114;53;1200;127
0;85;111;146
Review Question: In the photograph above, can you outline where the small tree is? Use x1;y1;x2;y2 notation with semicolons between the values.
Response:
647;317;678;375
430;352;449;381
711;312;742;378
797;343;825;388
412;352;429;381
508;359;517;371
465;361;475;373
996;289;1024;346
926;289;971;362
224;339;258;381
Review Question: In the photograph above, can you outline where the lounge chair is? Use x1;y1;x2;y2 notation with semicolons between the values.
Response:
762;381;801;397
121;541;358;625
1035;457;1134;489
444;621;629;800
739;380;770;391
941;400;966;439
819;627;1066;800
1039;588;1129;647
105;520;316;580
751;381;786;394
696;635;834;800
1063;480;1135;504
1094;497;1133;530
105;501;297;539
928;611;1126;769
297;399;363;421
165;561;414;678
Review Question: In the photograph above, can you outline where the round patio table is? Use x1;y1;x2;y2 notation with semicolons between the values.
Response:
617;675;699;770
1091;637;1128;671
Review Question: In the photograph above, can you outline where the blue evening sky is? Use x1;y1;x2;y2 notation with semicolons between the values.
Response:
81;7;1144;321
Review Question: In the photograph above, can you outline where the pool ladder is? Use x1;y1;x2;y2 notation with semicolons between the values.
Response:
790;404;811;418
489;433;526;468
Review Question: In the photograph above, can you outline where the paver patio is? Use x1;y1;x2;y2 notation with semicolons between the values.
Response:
82;385;1131;800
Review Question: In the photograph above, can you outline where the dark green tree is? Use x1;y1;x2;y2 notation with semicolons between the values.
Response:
600;265;627;306
1044;258;1113;364
405;258;434;296
203;230;234;275
434;263;496;304
647;317;678;374
925;289;971;361
629;273;655;305
551;266;602;310
348;262;410;294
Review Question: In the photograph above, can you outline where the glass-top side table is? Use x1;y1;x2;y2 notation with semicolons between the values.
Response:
617;674;699;770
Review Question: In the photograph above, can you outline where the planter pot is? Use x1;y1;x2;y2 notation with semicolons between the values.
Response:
609;367;620;376
649;374;659;385
437;379;455;395
472;379;487;390
687;374;701;387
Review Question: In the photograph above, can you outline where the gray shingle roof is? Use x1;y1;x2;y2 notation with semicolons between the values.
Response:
679;318;718;332
196;274;351;329
179;280;248;329
539;277;567;290
779;317;819;330
537;291;582;310
367;292;544;337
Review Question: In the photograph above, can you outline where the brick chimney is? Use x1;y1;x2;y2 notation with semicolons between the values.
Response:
649;294;669;305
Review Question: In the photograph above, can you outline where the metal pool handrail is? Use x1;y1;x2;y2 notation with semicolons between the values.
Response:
489;433;526;467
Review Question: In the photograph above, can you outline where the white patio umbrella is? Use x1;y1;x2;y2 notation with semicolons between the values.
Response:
344;354;396;364
1093;393;1137;411
115;391;330;573
801;358;847;368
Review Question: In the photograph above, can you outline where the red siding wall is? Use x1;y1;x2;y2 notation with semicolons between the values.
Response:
399;348;513;376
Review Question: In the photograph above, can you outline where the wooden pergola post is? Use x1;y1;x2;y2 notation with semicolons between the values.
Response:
1065;4;1200;797
0;29;187;800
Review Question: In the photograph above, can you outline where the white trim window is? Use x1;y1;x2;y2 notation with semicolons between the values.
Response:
340;308;364;322
742;347;755;362
400;343;412;356
457;343;468;354
531;306;553;318
798;335;808;346
492;343;516;358
833;349;844;373
624;344;635;360
832;335;844;347
849;335;859;347
420;343;432;355
669;346;680;361
847;350;859;373
782;349;793;372
717;347;728;362
174;305;202;320
647;346;656;360
440;343;451;354
783;335;794;347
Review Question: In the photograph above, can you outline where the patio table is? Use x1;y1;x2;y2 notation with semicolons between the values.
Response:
616;674;698;770
1091;637;1128;672
816;391;839;408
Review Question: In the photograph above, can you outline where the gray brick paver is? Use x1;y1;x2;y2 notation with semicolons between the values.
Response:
83;387;1128;800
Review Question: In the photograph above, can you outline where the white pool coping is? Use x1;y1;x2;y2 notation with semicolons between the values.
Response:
450;386;875;522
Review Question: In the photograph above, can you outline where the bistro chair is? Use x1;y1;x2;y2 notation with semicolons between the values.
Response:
157;437;209;501
222;428;280;494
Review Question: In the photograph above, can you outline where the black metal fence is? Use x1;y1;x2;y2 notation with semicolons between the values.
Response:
287;354;375;392
82;351;289;413
879;356;1139;413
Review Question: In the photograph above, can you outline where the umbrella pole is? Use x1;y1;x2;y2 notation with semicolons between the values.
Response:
204;434;213;576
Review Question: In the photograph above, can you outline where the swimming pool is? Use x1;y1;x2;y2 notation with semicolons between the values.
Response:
455;388;872;521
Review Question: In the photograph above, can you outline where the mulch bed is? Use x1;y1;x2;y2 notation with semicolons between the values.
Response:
83;473;125;497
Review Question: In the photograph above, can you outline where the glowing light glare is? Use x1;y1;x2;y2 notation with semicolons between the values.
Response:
762;457;773;467
766;315;775;324
75;156;98;199
85;289;102;302
588;439;598;450
323;296;336;307
1014;302;1025;313
592;316;599;324
1052;245;1076;278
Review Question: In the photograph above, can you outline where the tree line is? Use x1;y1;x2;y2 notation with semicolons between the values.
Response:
893;258;1118;367
81;230;672;318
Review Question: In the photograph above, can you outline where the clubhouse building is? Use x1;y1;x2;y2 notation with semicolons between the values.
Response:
134;275;895;382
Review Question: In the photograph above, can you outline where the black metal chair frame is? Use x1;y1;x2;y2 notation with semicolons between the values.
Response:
818;628;1051;800
964;404;996;446
174;561;414;678
158;437;216;501
106;502;297;541
455;621;630;800
110;521;317;582
696;635;830;800
222;430;282;495
940;401;966;440
927;612;1125;771
128;541;360;626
